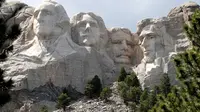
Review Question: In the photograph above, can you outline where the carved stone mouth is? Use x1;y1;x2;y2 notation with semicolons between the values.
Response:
117;54;131;59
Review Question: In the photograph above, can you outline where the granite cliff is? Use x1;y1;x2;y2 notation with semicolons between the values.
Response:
0;1;199;111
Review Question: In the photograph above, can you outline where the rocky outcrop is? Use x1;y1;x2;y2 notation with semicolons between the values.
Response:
54;82;131;112
1;1;115;94
0;1;199;111
134;2;200;89
168;1;200;21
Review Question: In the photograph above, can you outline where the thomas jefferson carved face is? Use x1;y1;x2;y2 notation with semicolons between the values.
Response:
110;30;134;64
33;2;62;38
76;14;100;46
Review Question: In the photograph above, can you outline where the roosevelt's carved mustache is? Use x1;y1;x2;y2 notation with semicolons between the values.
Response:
116;52;131;58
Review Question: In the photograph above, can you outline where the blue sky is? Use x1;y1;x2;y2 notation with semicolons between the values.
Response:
7;0;200;32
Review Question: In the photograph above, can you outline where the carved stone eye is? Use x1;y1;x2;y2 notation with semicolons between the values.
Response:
78;22;86;27
150;36;154;39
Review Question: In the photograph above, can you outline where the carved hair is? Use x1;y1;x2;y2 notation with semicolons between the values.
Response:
108;27;133;41
108;27;133;37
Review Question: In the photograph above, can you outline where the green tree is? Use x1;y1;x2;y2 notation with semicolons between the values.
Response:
139;88;149;112
0;68;13;106
0;22;21;106
148;90;157;109
56;93;70;111
0;0;23;107
84;75;102;98
118;67;128;82
0;23;21;61
150;9;200;111
91;75;102;96
117;81;129;101
40;105;48;112
84;83;94;98
160;73;171;96
117;71;142;105
127;86;142;103
100;87;112;102
124;71;140;87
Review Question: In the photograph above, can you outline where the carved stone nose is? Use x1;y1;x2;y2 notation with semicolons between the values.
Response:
85;23;91;32
122;40;128;50
86;23;90;28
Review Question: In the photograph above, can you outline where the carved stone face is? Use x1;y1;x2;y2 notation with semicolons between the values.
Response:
33;3;61;37
140;25;159;63
140;25;164;62
110;30;134;64
76;14;100;46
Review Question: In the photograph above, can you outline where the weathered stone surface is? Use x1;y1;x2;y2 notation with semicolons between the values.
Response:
0;2;33;52
107;27;141;66
70;12;108;52
0;1;200;111
53;82;131;112
107;27;143;76
1;0;115;94
134;2;200;89
168;1;200;21
134;18;176;88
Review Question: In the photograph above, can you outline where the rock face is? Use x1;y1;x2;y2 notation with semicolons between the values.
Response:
134;18;178;88
70;12;108;52
134;2;200;89
0;0;200;111
1;0;115;93
168;1;200;21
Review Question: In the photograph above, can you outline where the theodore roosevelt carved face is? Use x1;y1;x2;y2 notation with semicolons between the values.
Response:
109;28;135;64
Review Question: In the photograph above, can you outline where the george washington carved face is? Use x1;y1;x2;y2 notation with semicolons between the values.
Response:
33;2;64;38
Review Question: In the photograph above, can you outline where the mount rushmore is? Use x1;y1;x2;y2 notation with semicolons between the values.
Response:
0;0;199;95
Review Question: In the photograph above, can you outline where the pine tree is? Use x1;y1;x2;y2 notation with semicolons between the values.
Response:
184;9;200;48
150;9;200;111
124;71;140;87
0;68;13;106
139;88;150;112
84;75;102;98
56;93;70;111
40;105;48;112
118;67;128;82
0;0;22;107
126;86;142;103
0;18;21;107
100;87;112;102
91;75;102;96
160;73;171;96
